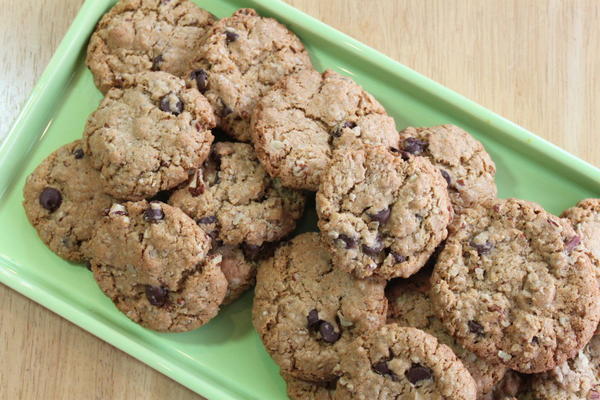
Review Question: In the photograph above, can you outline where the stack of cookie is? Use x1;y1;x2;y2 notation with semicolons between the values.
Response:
21;1;599;398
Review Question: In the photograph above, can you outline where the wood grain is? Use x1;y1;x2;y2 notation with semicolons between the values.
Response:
0;1;598;399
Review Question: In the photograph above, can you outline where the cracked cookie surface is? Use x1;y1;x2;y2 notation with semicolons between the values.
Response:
23;140;115;263
252;232;387;382
169;141;305;247
430;198;600;373
251;68;399;191
317;143;452;280
83;71;215;200
530;334;599;400
334;325;477;400
86;0;215;94
85;200;227;332
386;270;507;396
398;124;497;211
187;8;312;141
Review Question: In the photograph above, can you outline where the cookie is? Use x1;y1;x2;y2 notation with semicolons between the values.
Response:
316;142;452;280
283;375;336;400
252;232;387;382
85;200;227;332
169;142;305;247
23;140;115;262
430;198;600;373
386;270;507;396
86;0;215;94
334;325;478;400
83;71;215;200
562;198;600;279
187;8;312;141
398;124;497;211
213;244;257;304
251;68;399;191
480;371;524;400
530;334;599;400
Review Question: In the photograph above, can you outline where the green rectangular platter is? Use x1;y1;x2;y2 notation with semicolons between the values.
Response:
0;0;598;399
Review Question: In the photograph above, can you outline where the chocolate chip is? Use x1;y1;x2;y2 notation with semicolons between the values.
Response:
565;235;581;252
307;309;320;330
151;55;163;71
190;69;208;93
39;187;62;212
318;321;340;343
390;251;407;263
159;94;183;115
439;169;451;185
338;234;357;249
197;215;217;225
73;148;84;159
468;320;484;335
402;137;427;155
372;360;394;377
369;207;391;224
225;30;239;43
471;240;493;255
145;285;168;307
220;102;233;117
144;203;164;223
332;121;356;137
363;238;384;257
532;336;539;344
405;363;432;384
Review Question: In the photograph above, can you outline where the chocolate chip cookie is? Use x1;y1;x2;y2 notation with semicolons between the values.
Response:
562;198;600;279
251;68;399;191
23;140;115;262
83;71;215;200
187;8;312;141
398;124;497;211
530;334;599;400
86;0;215;94
430;198;600;373
169;142;305;247
316;142;452;280
283;375;336;400
386;270;507;396
86;200;227;332
334;325;478;400
252;233;387;382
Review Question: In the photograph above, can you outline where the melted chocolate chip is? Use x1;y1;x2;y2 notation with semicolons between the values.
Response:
565;235;581;252
405;363;432;384
151;55;163;71
439;169;451;185
73;148;84;159
468;320;484;335
390;251;407;263
159;94;183;115
372;360;395;378
39;187;62;212
369;207;391;224
197;215;217;225
363;238;384;257
318;321;340;343
471;240;493;255
145;285;168;307
338;234;357;249
307;309;320;330
332;121;357;137
225;30;239;43
190;69;208;93
402;137;427;155
144;204;165;223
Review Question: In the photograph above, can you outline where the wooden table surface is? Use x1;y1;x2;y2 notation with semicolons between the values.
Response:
1;0;598;398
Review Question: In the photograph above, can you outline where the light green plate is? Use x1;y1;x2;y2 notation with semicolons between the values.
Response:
0;0;598;399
